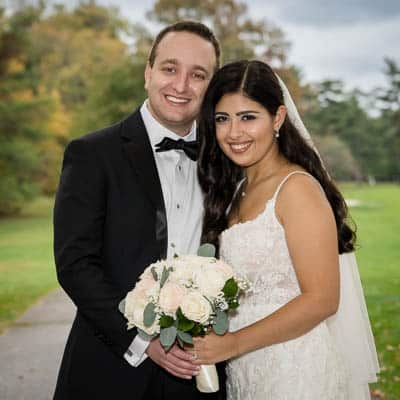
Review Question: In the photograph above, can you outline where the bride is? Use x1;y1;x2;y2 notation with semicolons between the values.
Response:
193;60;379;399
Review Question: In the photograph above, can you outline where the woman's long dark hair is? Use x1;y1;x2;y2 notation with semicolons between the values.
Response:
198;60;356;254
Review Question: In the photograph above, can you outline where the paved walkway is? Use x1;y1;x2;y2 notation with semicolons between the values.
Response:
0;289;381;400
0;289;75;400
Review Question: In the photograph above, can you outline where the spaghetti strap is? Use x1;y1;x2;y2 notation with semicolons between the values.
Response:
271;171;323;203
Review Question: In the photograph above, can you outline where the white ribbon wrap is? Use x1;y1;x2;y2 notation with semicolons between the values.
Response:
195;364;219;393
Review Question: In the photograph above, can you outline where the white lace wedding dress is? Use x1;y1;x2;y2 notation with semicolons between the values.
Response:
219;171;378;399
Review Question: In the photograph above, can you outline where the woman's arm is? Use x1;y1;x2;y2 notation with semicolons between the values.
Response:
193;174;340;364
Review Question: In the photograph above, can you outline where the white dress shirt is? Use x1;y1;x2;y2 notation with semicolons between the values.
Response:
124;101;204;366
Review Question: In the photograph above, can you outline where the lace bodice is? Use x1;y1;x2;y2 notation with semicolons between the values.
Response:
218;171;357;400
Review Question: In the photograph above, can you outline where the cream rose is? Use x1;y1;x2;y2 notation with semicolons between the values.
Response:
215;260;234;279
158;282;187;316
180;291;212;324
135;273;159;298
194;265;227;299
124;290;160;335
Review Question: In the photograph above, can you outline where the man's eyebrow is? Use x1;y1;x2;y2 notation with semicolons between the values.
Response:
159;59;178;65
159;59;210;76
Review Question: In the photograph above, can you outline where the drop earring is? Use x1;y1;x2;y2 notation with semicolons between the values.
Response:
274;129;280;138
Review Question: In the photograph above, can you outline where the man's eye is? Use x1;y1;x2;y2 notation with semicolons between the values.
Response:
193;72;206;80
163;67;176;73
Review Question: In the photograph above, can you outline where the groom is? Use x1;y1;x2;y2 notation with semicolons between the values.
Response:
53;21;220;399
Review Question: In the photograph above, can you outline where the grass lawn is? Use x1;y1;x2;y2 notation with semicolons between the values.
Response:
0;185;399;398
341;183;400;399
0;197;57;332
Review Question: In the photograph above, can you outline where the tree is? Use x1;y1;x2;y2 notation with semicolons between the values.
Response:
373;58;400;180
304;80;388;180
146;0;290;65
0;3;53;215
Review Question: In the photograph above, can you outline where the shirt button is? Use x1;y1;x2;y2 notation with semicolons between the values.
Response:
177;204;180;209
178;165;182;171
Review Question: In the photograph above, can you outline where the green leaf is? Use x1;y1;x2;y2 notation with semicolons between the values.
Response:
190;323;203;336
151;267;158;281
177;330;193;345
143;303;156;327
118;298;125;314
213;310;228;335
137;328;156;341
159;314;175;328
178;318;195;332
160;326;177;350
176;307;195;331
160;266;170;288
197;243;216;257
223;278;238;298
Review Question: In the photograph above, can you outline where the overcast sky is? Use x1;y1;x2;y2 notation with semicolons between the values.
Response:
15;0;400;91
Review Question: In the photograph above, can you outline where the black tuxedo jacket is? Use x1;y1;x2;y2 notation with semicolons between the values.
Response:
53;110;218;399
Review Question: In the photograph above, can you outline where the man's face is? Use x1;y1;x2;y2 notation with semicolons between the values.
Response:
144;31;217;136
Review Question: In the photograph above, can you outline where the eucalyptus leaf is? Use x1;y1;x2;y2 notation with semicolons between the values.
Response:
197;243;216;258
160;266;170;288
143;303;156;327
151;267;158;281
138;328;156;341
213;310;228;335
177;330;193;345
118;298;126;315
160;326;178;350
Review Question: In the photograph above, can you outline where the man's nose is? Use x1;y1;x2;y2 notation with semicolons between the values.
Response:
172;72;189;93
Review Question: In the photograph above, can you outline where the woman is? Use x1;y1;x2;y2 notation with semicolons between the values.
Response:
194;60;379;399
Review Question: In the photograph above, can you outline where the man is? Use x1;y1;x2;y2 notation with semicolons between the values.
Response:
53;21;221;399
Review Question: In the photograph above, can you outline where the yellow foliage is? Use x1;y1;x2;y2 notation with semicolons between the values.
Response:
6;59;25;74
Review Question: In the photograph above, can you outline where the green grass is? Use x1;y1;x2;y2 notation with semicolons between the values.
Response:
341;183;400;399
0;197;57;332
0;185;399;397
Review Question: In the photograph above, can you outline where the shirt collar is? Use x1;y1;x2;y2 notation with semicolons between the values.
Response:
140;100;197;150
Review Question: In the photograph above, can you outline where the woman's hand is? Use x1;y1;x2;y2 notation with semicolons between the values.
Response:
192;332;239;365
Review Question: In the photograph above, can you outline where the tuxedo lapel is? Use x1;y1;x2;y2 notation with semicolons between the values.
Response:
121;110;168;259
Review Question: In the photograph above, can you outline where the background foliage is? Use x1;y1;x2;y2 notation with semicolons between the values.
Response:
0;0;399;216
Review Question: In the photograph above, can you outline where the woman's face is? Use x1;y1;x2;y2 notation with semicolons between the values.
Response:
214;92;285;168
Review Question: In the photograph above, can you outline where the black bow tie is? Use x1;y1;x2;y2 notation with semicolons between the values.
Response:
155;137;199;161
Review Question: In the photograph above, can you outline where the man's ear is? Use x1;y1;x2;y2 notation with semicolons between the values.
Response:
144;62;151;90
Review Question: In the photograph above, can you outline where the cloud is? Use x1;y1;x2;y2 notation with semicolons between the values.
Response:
282;14;400;90
249;0;400;27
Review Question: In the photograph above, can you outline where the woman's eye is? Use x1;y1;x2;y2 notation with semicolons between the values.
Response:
242;114;256;121
215;115;228;123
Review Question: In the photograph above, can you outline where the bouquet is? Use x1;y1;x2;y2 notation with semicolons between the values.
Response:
119;244;250;392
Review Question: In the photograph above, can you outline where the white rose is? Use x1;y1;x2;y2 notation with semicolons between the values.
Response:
124;290;160;335
194;264;227;299
180;291;212;324
168;264;194;286
158;282;187;316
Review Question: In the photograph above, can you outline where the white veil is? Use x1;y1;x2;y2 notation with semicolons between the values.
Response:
277;75;380;397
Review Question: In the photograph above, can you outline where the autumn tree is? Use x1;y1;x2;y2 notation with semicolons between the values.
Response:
146;0;289;65
0;3;53;214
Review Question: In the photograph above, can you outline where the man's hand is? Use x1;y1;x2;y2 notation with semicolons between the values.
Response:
146;338;200;379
